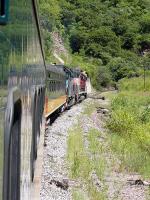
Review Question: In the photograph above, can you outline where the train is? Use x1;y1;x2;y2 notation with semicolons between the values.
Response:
44;65;87;123
0;1;88;200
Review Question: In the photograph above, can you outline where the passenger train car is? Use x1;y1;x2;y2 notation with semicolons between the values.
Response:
44;65;67;121
0;0;46;200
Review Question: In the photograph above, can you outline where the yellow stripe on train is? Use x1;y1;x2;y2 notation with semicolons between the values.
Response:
44;95;67;118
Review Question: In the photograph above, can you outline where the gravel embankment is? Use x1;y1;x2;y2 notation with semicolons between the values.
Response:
40;100;89;200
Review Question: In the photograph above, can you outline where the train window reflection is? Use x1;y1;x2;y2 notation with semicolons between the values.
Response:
0;0;4;16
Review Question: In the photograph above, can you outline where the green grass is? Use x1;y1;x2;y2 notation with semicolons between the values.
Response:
68;126;107;200
102;91;118;100
110;134;150;175
107;75;150;178
118;75;150;92
88;129;102;154
83;103;96;116
88;129;105;180
87;182;106;200
68;126;91;179
72;189;86;200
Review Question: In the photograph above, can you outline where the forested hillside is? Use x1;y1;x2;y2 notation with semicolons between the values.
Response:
39;0;150;89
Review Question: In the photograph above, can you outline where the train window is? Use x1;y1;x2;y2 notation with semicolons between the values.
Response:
56;81;57;91
0;0;9;24
49;82;51;91
49;82;51;92
51;81;53;92
81;75;85;80
55;81;57;91
54;81;56;91
0;0;4;15
50;82;52;92
51;82;52;92
54;82;56;91
52;81;54;92
66;73;69;79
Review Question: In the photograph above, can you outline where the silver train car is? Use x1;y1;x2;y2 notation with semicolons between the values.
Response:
0;0;46;200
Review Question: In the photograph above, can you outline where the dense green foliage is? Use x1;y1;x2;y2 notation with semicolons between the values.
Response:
107;76;150;177
39;0;150;88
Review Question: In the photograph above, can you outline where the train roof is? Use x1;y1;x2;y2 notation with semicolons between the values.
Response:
46;64;66;75
46;64;75;77
71;68;81;77
46;64;87;78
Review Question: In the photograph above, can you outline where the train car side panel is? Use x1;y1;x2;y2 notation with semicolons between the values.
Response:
0;0;46;199
45;65;66;119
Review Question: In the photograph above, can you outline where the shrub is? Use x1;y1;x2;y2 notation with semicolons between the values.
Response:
107;76;150;177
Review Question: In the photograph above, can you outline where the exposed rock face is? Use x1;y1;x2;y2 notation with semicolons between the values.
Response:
51;32;69;64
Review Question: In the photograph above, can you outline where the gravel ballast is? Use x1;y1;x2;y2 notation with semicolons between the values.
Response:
40;100;88;200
